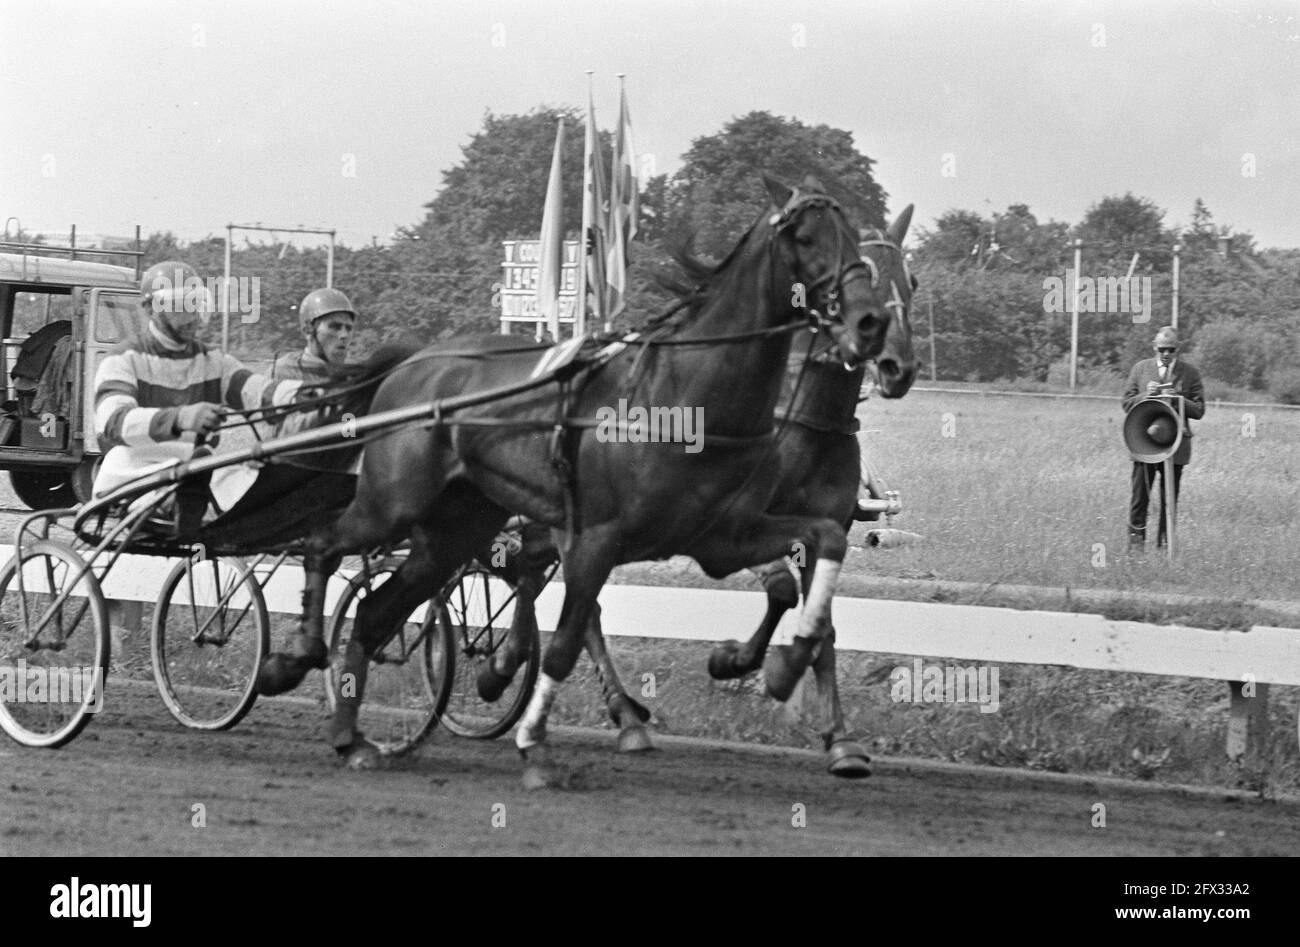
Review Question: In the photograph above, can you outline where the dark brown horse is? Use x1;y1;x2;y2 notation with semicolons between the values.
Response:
473;208;917;777
258;174;915;785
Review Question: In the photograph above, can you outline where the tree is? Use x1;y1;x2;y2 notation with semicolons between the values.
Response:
1190;320;1274;390
401;107;623;339
663;111;887;258
915;210;985;266
415;107;596;246
1076;193;1170;269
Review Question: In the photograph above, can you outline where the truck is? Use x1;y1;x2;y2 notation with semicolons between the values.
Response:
0;230;144;508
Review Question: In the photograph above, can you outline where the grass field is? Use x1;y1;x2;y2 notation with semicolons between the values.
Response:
843;388;1300;602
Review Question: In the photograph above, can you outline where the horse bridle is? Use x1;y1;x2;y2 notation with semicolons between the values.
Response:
768;188;875;331
792;217;911;368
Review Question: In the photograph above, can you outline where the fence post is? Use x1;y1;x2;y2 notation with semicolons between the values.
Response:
1226;680;1269;761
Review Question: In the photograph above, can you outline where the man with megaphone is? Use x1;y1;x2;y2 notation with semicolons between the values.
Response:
1122;325;1206;548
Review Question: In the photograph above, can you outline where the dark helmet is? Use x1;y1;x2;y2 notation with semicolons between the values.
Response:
298;288;358;335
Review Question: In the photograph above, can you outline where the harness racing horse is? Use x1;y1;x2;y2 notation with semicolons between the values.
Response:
709;211;917;773
258;174;915;785
471;208;918;777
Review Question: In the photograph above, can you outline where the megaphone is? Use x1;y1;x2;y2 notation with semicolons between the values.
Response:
1123;396;1184;463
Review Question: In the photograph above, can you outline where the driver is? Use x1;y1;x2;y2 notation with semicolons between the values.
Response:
272;287;357;436
93;261;305;532
275;287;356;383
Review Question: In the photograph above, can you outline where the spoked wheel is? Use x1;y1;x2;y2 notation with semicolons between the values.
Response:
324;558;453;756
438;563;541;740
151;556;270;730
0;540;110;748
8;469;76;511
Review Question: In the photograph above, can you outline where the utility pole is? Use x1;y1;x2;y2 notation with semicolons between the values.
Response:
1171;241;1181;328
1069;239;1082;391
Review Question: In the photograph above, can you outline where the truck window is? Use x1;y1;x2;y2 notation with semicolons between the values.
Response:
94;292;144;343
11;290;73;337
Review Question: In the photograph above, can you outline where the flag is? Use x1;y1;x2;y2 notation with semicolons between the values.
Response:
536;118;566;341
606;81;639;321
577;86;608;335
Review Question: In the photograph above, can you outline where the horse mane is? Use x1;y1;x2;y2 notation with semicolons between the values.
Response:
642;218;764;332
641;176;853;335
314;341;424;418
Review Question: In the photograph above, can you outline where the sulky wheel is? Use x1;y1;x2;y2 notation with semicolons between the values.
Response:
0;539;110;748
438;563;541;740
8;469;77;511
151;556;270;730
324;557;453;756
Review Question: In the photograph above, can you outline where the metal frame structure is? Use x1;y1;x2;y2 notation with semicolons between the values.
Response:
222;223;336;353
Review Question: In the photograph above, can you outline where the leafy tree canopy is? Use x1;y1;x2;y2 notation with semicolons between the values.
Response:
664;111;887;258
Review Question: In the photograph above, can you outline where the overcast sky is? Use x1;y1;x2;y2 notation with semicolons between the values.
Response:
2;0;1298;250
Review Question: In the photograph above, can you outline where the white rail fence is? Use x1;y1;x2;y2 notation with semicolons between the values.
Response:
6;546;1297;758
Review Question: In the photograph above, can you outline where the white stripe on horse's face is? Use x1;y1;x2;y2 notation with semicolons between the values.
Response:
885;281;907;317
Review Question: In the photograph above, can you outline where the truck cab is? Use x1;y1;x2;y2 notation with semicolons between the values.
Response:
0;238;143;508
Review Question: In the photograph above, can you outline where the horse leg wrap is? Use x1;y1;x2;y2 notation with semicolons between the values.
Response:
763;635;818;703
515;672;559;751
796;558;841;640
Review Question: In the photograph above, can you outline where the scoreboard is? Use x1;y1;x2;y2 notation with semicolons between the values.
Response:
499;239;580;333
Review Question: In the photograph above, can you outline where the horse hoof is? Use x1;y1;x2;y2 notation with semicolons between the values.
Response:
520;745;555;790
476;661;515;703
255;653;306;696
617;724;655;754
522;764;555;790
343;738;384;771
763;646;802;702
256;636;328;696
827;740;872;779
708;641;743;680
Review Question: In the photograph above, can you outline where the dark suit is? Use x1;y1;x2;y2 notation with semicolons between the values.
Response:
1122;357;1205;545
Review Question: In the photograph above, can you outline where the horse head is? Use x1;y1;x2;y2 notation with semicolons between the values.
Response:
857;206;918;398
762;174;916;396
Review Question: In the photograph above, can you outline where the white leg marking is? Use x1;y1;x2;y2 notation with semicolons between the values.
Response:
796;558;842;639
515;672;560;750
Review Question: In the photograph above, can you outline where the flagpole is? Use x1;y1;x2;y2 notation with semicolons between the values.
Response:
606;73;637;332
607;74;623;333
536;118;566;342
576;71;594;337
613;71;626;333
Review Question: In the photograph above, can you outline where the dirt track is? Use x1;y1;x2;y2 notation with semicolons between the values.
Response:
2;682;1297;856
